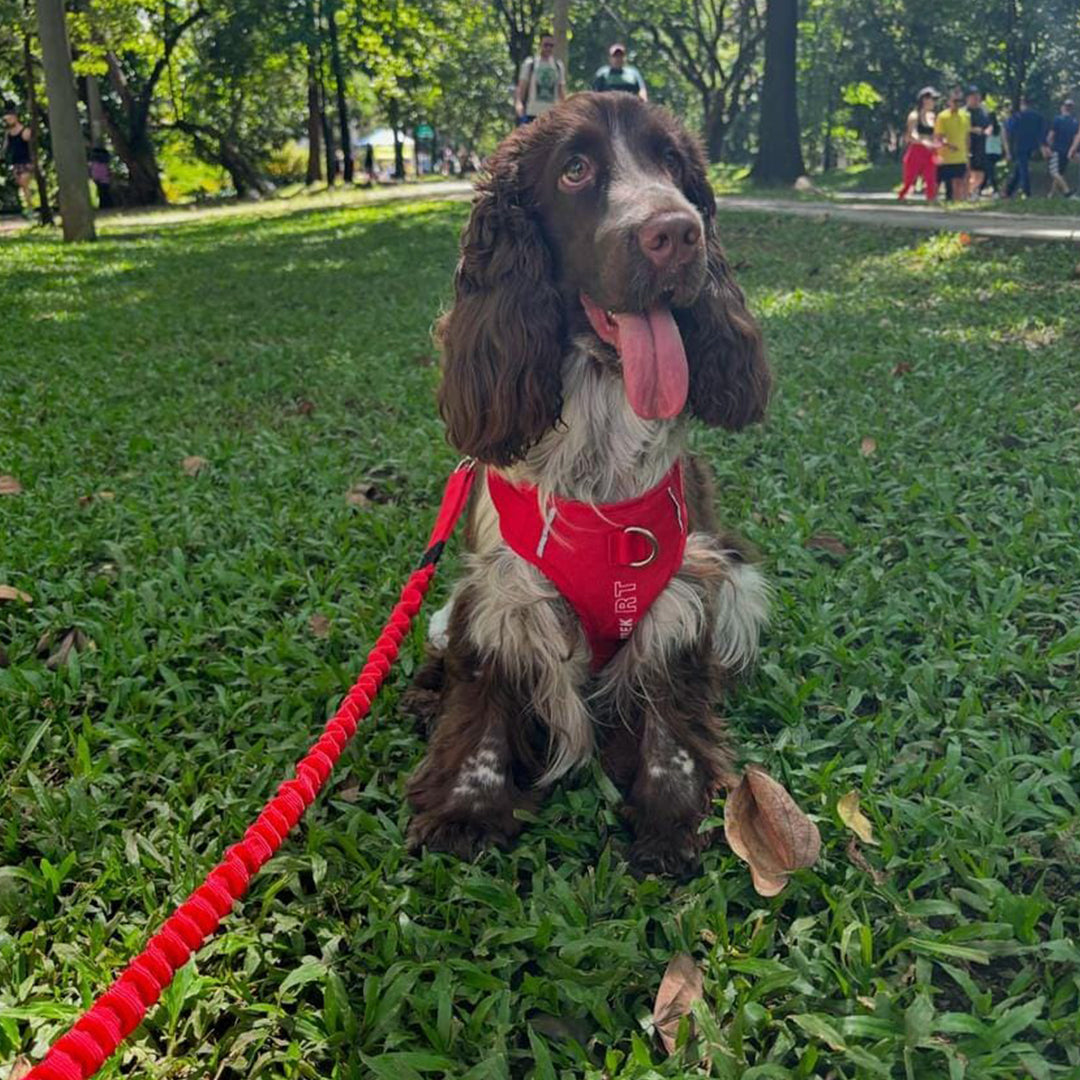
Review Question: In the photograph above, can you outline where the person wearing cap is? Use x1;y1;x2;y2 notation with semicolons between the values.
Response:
898;86;941;200
2;103;34;215
965;86;990;198
592;44;647;101
1046;99;1078;197
514;31;566;126
981;105;1007;195
934;87;972;201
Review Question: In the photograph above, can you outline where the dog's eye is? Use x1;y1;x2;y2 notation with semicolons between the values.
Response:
560;155;593;189
662;147;682;175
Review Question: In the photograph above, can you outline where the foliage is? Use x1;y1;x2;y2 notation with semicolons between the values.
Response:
2;193;1079;1076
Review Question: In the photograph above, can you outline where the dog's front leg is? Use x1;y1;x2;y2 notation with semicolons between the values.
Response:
406;564;591;859
598;539;765;878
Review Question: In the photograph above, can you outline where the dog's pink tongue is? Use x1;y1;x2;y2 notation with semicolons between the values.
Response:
612;306;689;420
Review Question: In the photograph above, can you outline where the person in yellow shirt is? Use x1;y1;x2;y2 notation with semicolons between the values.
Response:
934;87;972;201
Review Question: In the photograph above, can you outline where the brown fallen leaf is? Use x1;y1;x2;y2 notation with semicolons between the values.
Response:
837;790;877;845
294;399;316;416
804;533;849;557
336;783;360;803
182;455;210;476
724;766;821;896
0;475;22;495
42;628;93;669
860;436;877;457
846;836;887;886
345;484;372;507
97;490;115;500
78;494;94;507
7;1055;32;1080
652;953;704;1055
891;362;913;376
1073;402;1080;413
0;585;32;604
308;614;332;638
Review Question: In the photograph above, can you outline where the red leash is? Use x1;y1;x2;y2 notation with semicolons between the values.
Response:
25;461;477;1080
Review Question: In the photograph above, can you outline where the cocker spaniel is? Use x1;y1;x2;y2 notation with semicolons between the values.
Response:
406;92;771;878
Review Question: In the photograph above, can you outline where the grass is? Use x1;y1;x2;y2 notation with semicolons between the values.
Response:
1;194;1079;1079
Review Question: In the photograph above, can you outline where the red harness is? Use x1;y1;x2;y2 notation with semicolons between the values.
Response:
487;462;688;671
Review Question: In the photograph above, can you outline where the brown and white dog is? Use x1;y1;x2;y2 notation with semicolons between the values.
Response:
405;93;771;878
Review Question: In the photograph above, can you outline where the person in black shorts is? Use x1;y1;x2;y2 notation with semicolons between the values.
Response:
1046;99;1078;197
965;86;989;198
3;103;34;214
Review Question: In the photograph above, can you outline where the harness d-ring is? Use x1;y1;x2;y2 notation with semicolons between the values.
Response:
624;526;659;567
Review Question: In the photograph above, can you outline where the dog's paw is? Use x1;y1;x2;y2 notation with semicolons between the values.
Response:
628;832;704;882
407;812;512;861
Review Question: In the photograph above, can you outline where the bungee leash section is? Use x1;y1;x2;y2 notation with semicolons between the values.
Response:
25;460;478;1080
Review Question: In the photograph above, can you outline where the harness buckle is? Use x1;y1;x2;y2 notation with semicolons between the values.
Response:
623;526;659;568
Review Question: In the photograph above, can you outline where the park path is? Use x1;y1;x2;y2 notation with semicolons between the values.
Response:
4;181;1077;243
717;194;1080;243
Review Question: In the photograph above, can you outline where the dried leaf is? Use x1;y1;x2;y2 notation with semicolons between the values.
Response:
529;1012;593;1047
860;436;877;457
8;1055;32;1080
97;490;115;500
958;232;971;245
724;766;821;896
891;362;913;377
78;494;94;507
294;399;316;416
804;533;848;556
846;837;887;886
0;475;23;495
336;784;360;803
345;484;372;507
652;953;704;1054
1071;263;1080;280
837;791;877;845
182;455;209;476
308;614;331;638
0;585;32;604
45;629;92;669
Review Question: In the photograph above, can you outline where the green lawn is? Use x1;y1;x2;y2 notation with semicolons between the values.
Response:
2;197;1079;1079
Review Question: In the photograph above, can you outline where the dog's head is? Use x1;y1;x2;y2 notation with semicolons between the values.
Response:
438;93;770;466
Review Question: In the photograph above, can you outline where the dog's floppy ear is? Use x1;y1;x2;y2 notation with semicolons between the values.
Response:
436;138;565;466
677;136;771;430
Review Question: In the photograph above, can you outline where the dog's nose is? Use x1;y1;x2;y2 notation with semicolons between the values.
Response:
638;211;702;269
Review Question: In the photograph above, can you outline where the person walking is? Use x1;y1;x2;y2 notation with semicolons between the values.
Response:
89;145;113;209
965;86;989;198
1005;96;1045;198
2;103;34;215
934;87;971;201
592;44;648;101
898;87;940;200
981;107;1006;194
514;31;566;125
1046;99;1078;197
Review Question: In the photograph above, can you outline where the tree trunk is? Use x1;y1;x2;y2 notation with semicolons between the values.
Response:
36;0;94;240
171;120;269;198
326;0;353;182
102;53;167;205
306;51;322;183
85;72;106;146
750;0;805;185
22;33;54;224
553;0;569;69
703;97;727;163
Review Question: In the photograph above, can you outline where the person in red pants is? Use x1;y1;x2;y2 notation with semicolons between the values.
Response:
899;87;941;200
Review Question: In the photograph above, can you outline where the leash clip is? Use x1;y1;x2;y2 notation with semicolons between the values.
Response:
623;526;659;568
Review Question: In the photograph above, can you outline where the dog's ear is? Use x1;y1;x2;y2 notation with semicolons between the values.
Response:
436;139;565;466
677;136;771;430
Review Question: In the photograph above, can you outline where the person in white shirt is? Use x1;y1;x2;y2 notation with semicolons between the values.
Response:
514;32;566;125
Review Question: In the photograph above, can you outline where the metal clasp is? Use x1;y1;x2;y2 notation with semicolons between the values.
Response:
623;526;659;568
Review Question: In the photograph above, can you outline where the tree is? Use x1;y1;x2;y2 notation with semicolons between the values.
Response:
623;0;767;161
36;0;95;239
751;0;804;183
491;0;546;71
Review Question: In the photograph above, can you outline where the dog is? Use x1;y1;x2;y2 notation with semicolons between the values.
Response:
405;93;771;878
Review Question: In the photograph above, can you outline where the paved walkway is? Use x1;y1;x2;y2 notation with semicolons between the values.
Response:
717;195;1080;243
5;182;1077;243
